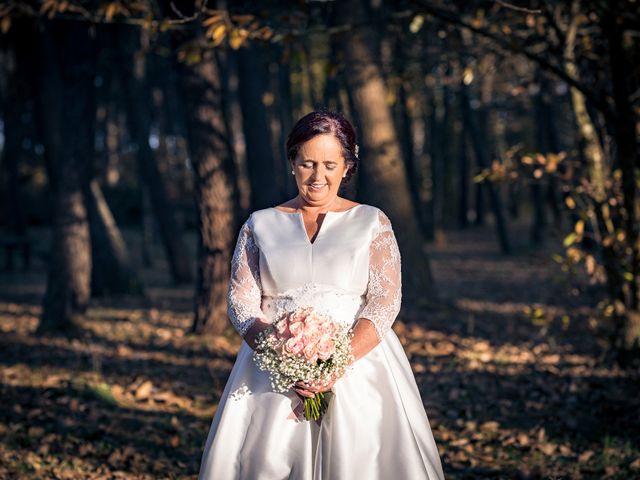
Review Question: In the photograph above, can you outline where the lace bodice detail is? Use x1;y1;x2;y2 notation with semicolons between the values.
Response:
226;206;402;341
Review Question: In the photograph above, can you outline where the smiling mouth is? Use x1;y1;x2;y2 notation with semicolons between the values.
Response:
308;184;327;190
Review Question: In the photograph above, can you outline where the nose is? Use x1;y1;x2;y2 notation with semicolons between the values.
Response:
309;165;326;181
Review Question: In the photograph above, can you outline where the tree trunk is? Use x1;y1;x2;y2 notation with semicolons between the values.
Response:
531;72;549;246
474;177;486;226
530;179;546;246
141;186;154;267
323;40;342;113
302;38;323;110
37;20;95;333
537;73;563;231
88;180;143;295
428;76;447;245
180;47;238;335
334;0;438;302
564;9;607;204
114;25;192;284
565;5;633;356
1;25;30;249
236;44;280;211
215;48;243;206
458;121;470;228
328;34;358;201
460;82;511;254
393;36;430;238
602;8;640;353
276;45;298;199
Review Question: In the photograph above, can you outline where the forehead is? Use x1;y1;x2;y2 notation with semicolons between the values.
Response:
297;134;343;160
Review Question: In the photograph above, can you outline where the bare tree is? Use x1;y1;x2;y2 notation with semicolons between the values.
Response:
180;47;238;334
37;20;95;332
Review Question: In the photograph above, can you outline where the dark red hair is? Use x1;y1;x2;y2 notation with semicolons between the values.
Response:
286;111;359;183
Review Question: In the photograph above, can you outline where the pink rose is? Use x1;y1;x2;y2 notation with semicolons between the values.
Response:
285;335;305;355
323;322;338;336
317;338;335;361
289;318;305;336
303;323;321;339
303;342;319;363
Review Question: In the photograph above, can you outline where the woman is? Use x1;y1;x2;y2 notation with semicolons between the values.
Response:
198;111;444;480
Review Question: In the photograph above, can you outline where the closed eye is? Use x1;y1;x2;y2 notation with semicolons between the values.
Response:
300;160;339;171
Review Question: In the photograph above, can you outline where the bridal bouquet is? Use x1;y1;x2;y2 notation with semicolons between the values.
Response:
253;306;354;421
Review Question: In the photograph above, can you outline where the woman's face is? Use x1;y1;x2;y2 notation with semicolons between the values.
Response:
291;134;350;206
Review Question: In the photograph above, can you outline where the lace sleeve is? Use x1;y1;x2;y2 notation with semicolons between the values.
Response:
227;218;267;337
358;210;402;341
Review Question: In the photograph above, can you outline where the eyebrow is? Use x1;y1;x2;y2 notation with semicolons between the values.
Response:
301;159;339;163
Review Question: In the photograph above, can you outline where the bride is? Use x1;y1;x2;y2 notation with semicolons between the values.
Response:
198;111;445;480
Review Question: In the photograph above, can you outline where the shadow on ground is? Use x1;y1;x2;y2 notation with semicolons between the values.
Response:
0;223;638;479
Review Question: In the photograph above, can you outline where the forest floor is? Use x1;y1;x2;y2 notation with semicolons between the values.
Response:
0;223;638;479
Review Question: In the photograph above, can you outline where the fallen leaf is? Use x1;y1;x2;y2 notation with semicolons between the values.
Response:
539;443;556;456
579;450;594;463
135;381;153;401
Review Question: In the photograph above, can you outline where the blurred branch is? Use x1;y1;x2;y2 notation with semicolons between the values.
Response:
494;1;541;14
408;0;615;121
168;0;210;24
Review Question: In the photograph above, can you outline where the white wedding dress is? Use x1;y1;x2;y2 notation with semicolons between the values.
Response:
198;204;444;480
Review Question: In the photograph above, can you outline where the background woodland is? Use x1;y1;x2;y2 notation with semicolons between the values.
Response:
0;0;639;478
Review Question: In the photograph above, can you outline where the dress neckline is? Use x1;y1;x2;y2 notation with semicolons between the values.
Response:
271;204;364;216
270;204;365;245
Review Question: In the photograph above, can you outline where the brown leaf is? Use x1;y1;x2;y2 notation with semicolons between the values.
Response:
451;438;470;447
135;380;153;401
28;426;45;438
559;444;573;456
480;421;499;432
578;450;594;463
79;443;95;457
170;415;181;429
539;443;556;456
108;448;122;465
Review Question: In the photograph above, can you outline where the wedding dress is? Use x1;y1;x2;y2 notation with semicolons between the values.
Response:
198;204;444;480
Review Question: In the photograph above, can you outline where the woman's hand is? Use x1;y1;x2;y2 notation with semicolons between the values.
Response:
242;318;273;350
292;375;338;399
292;318;380;399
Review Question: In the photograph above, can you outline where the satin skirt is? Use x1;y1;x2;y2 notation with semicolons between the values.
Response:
197;329;445;480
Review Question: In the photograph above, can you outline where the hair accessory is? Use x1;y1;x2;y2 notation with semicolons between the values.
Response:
354;144;360;157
